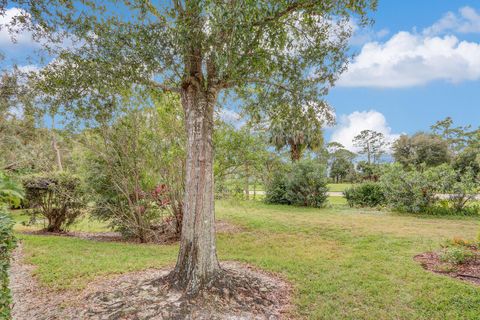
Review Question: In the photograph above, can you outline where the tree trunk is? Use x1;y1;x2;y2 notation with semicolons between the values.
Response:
244;162;249;200
52;134;63;171
291;143;301;162
170;85;220;295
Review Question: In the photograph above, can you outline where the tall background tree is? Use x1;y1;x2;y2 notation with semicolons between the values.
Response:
353;129;387;164
5;0;377;294
327;142;356;183
266;104;331;162
393;133;450;169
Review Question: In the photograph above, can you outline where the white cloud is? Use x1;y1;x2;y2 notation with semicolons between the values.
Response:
330;110;400;152
339;32;480;88
0;8;38;48
16;64;39;73
423;6;480;36
216;108;245;128
338;7;480;88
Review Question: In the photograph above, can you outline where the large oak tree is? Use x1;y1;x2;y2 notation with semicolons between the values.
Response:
3;0;376;294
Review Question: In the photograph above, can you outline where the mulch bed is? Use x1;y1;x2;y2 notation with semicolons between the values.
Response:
11;244;292;320
414;250;480;286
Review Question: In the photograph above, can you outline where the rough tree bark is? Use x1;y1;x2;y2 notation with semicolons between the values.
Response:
244;162;249;200
290;143;301;162
170;83;221;295
51;116;63;171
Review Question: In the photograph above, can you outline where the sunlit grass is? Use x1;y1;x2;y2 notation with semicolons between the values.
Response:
327;183;353;192
11;209;111;233
16;200;480;319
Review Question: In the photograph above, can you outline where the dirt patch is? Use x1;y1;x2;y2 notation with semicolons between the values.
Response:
216;220;244;234
10;244;77;319
415;251;480;286
11;245;292;319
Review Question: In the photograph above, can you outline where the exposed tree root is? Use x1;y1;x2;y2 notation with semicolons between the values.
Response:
12;249;293;320
81;262;292;319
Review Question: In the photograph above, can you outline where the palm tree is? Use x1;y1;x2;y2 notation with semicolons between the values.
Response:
267;104;329;162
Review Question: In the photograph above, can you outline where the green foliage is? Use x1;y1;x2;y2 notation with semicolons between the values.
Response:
356;161;382;182
439;246;476;265
83;94;185;242
426;164;479;215
431;116;474;153
379;163;480;215
353;130;387;164
265;171;290;205
0;211;15;320
0;173;22;319
453;147;480;179
265;160;328;207
379;164;438;213
285;160;328;207
214;122;271;199
0;173;24;208
22;171;84;232
344;182;385;208
266;105;327;162
327;142;356;183
393;133;450;169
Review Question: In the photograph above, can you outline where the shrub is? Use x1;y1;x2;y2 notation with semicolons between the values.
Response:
0;172;22;319
265;171;290;205
285;160;328;208
0;211;15;319
379;164;438;213
440;246;476;265
83;103;185;242
442;237;475;248
426;200;480;216
425;164;480;215
344;182;385;207
22;172;84;232
265;160;328;208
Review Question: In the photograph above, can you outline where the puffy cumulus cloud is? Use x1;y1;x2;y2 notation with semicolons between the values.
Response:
330;110;400;152
338;7;480;88
338;32;480;88
0;7;38;48
423;6;480;36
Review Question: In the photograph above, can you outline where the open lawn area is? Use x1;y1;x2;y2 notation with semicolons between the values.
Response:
12;201;480;319
327;183;353;192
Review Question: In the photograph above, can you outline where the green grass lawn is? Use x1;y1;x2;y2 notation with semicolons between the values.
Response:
327;183;353;192
328;196;348;206
14;201;480;319
11;209;111;233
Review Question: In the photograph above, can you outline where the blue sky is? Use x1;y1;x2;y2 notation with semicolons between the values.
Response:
1;1;479;150
326;1;480;149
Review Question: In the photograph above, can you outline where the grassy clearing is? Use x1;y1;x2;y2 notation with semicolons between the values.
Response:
14;201;480;319
327;196;347;206
11;209;111;233
327;183;353;192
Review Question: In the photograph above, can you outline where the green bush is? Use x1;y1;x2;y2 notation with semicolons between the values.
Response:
0;211;15;319
265;160;328;208
285;160;328;207
426;200;480;216
344;183;385;207
440;246;476;265
22;172;84;232
379;164;438;213
83;104;185;242
265;172;290;205
0;172;22;319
